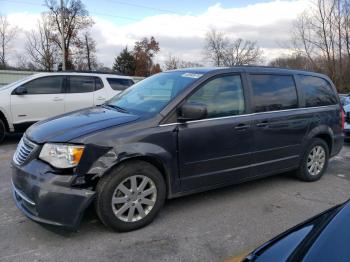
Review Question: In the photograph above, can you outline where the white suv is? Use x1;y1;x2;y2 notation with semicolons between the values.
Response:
0;72;134;142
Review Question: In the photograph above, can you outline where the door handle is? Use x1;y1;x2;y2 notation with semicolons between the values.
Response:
53;97;63;101
234;123;250;131
256;121;269;127
97;97;106;101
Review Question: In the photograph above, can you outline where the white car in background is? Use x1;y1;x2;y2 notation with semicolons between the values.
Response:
0;72;135;143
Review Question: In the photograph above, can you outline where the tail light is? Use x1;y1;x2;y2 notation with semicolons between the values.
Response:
341;108;345;130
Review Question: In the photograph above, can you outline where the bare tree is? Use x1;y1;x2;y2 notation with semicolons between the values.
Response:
25;14;58;71
164;54;203;70
178;60;203;68
343;0;350;59
204;29;228;66
164;54;180;70
45;0;94;69
204;29;263;66
293;0;343;86
223;38;263;66
75;32;97;70
0;15;17;68
84;32;96;70
14;54;37;70
269;54;317;70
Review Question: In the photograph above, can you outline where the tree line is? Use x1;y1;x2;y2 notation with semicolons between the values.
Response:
271;0;350;92
1;0;350;92
1;0;96;71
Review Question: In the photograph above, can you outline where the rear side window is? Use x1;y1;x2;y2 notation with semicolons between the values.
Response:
250;74;298;112
107;78;134;91
299;75;337;107
21;76;64;94
95;77;104;91
69;76;95;93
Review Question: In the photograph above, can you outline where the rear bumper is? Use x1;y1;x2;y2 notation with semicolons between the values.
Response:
11;159;95;230
330;133;344;157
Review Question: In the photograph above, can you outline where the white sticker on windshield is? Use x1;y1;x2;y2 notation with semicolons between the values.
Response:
181;73;203;79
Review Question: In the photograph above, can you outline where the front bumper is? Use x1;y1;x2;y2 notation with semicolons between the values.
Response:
11;159;95;230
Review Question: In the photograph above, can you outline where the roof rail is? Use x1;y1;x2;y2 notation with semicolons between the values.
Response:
228;65;318;74
57;70;125;75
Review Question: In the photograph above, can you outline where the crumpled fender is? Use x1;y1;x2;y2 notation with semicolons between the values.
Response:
79;142;178;198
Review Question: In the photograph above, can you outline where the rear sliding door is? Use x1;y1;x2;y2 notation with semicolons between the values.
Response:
248;74;309;176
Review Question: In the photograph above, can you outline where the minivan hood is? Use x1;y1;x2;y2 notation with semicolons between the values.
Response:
26;106;140;143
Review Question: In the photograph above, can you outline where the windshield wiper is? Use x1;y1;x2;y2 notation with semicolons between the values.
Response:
104;104;129;113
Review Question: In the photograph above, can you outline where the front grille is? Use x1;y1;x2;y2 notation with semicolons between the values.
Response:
13;136;38;165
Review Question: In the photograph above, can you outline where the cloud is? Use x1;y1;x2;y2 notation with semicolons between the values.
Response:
5;0;310;68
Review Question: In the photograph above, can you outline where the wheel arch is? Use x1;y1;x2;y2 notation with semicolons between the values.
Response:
305;125;334;154
0;109;10;132
314;133;332;154
94;154;174;199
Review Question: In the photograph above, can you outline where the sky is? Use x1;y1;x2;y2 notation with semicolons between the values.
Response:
0;0;312;68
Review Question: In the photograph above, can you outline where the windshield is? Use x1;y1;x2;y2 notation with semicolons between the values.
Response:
106;71;203;115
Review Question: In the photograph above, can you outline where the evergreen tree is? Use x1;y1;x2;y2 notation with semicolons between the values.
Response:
113;47;136;75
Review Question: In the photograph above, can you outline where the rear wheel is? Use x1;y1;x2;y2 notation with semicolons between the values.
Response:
95;160;166;232
296;138;329;182
0;119;5;144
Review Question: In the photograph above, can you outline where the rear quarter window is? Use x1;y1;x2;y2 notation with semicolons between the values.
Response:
107;78;134;91
298;75;337;107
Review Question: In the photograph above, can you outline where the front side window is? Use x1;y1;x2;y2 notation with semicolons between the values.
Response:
186;75;245;118
68;76;95;93
250;74;298;112
107;78;134;91
21;76;64;94
106;71;202;115
299;75;337;107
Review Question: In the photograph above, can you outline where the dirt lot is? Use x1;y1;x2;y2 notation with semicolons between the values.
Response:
1;135;349;262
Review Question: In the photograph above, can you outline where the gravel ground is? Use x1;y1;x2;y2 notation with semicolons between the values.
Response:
0;134;349;262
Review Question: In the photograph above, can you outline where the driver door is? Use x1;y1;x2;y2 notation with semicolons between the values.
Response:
10;76;65;130
178;74;254;191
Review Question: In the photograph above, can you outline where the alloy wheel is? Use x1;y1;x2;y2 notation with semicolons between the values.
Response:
307;145;326;176
111;175;157;222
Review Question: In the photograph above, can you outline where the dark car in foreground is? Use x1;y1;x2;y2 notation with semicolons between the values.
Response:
242;200;350;262
11;67;344;231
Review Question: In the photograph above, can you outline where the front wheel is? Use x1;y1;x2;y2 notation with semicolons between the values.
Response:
296;138;329;182
95;161;166;232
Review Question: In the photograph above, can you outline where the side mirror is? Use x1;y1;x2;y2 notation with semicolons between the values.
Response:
178;102;207;122
14;86;27;95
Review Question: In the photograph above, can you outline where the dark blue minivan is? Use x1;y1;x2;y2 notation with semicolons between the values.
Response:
11;67;344;231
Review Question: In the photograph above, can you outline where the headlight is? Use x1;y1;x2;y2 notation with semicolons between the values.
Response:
39;143;85;169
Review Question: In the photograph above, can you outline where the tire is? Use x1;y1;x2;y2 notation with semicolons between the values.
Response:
95;160;166;232
0;119;5;144
296;138;329;182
